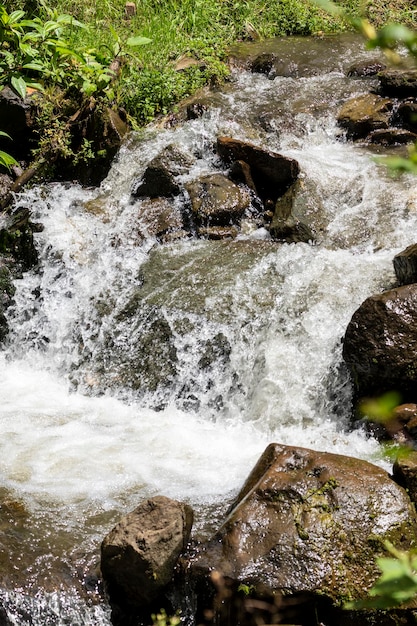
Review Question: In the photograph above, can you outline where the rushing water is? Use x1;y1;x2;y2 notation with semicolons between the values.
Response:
1;34;417;623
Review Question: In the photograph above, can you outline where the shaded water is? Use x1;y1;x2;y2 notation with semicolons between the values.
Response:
1;34;417;623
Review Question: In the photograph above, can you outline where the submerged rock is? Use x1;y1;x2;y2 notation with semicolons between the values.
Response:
135;197;185;241
346;59;386;77
269;184;315;243
190;443;417;622
342;284;417;401
101;496;193;609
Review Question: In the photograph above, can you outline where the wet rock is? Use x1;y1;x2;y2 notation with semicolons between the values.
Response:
197;226;239;240
269;185;314;243
393;450;417;505
270;216;314;243
0;174;13;207
368;128;417;145
389;403;417;443
346;59;386;77
216;136;300;205
342;284;417;400
337;93;393;139
186;102;208;120
249;53;278;78
186;173;250;227
61;106;129;186
132;144;194;198
393;243;417;285
229;160;257;192
135;197;184;240
101;496;193;609
396;99;417;132
75;303;178;404
0;206;38;271
378;69;417;98
0;259;15;342
198;332;231;370
190;443;417;620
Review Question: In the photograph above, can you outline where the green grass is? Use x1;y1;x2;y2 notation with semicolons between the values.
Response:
3;0;416;135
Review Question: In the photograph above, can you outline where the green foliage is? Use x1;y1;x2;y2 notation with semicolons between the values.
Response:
0;130;17;171
359;391;402;423
0;1;151;100
151;608;181;626
346;542;417;609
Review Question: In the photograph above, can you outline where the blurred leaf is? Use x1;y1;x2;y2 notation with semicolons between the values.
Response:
359;391;402;423
126;36;152;47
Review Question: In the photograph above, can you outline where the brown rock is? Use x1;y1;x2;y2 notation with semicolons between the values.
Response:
270;184;314;243
368;128;417;145
186;173;250;226
197;226;239;240
347;60;386;77
216;136;300;204
191;443;417;609
136;197;184;240
342;284;417;400
337;93;392;139
393;243;417;285
378;69;417;98
393;450;417;505
397;99;417;132
101;495;193;608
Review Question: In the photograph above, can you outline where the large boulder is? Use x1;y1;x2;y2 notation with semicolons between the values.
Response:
342;284;417;400
186;173;250;227
101;496;193;609
216;136;300;205
190;443;417;623
337;93;392;139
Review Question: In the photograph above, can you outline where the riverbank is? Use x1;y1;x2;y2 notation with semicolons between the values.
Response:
1;0;415;186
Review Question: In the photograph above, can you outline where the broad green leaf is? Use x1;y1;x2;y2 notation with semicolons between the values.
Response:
0;149;18;170
126;35;152;47
10;75;27;99
22;62;44;72
8;10;26;24
312;0;344;17
0;131;12;139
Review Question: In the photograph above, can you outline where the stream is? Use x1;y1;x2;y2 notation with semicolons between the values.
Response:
1;33;417;624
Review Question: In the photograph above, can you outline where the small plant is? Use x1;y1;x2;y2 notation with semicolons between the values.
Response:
345;542;417;609
0;130;17;171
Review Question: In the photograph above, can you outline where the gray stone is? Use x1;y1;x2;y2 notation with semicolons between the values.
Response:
101;495;193;608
